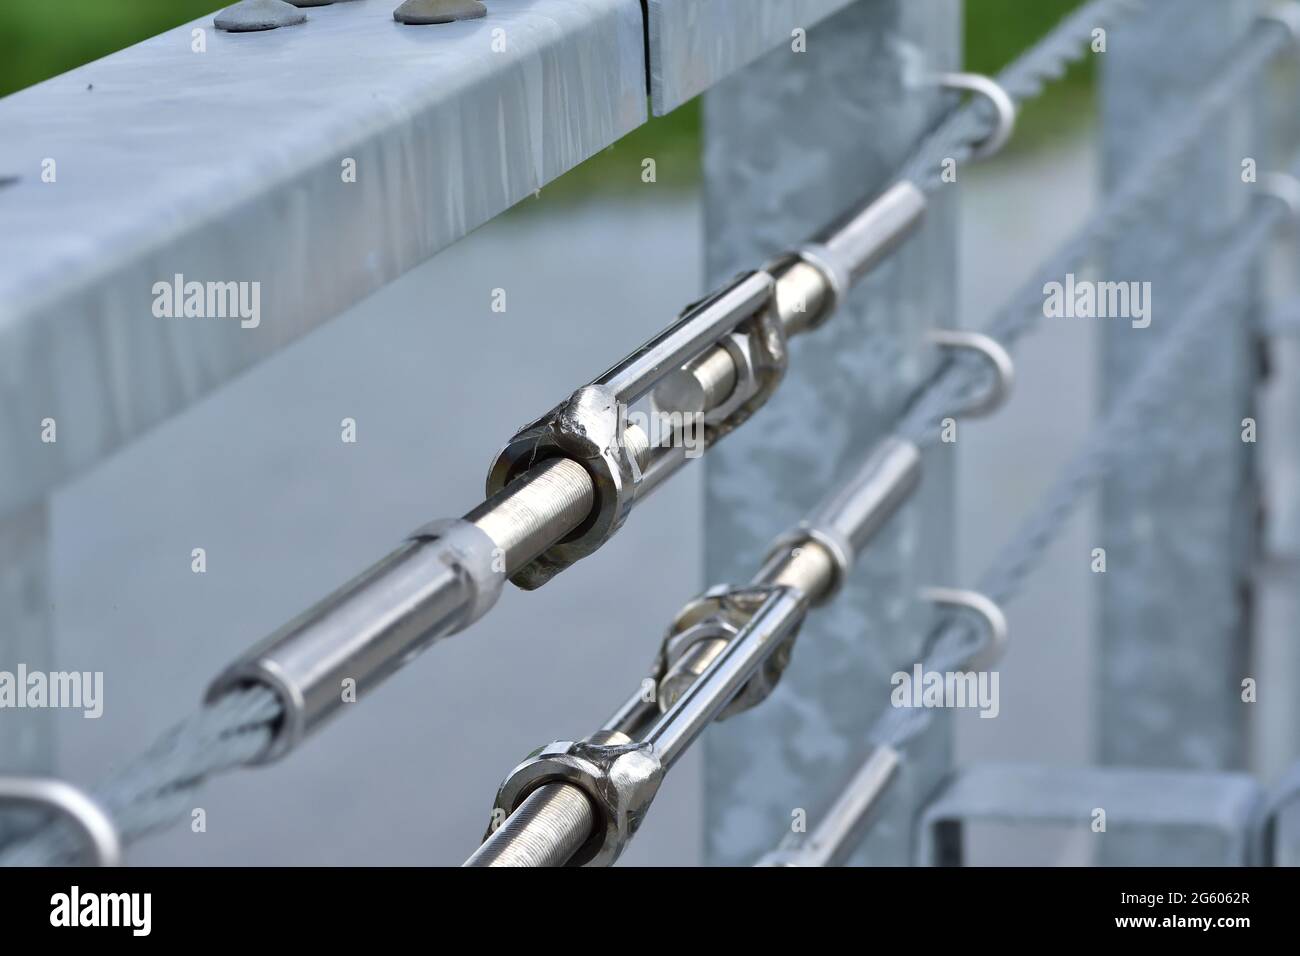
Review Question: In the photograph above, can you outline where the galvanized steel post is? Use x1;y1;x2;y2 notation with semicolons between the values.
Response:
700;0;960;866
1097;0;1262;781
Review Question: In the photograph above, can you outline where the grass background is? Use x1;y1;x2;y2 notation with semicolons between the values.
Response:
0;0;1091;197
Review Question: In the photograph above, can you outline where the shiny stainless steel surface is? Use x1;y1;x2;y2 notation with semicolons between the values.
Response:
210;174;929;764
208;535;477;760
765;437;922;601
925;328;1016;419
463;591;806;868
0;777;122;867
651;346;739;421
464;425;928;865
463;782;596;867
806;436;922;557
466;457;595;574
813;181;927;285
772;258;836;334
644;588;807;769
753;539;838;604
596;272;773;403
477;730;661;867
756;745;900;867
657;636;728;713
601;687;660;737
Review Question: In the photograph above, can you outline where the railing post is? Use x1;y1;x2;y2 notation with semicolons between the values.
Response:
0;501;55;840
1097;1;1263;782
701;0;960;866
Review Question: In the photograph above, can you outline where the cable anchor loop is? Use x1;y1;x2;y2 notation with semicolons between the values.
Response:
918;587;1009;672
926;328;1015;418
1260;172;1300;224
936;72;1018;162
1260;1;1300;48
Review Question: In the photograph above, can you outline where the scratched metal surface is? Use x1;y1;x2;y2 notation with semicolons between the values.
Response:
0;0;646;518
701;0;959;867
1096;0;1261;784
646;0;861;115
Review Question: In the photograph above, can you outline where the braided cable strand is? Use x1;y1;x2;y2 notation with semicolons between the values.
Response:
900;0;1145;193
871;197;1290;751
899;16;1292;443
0;687;279;866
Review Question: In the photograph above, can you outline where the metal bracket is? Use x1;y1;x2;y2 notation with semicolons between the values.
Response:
1251;760;1300;865
936;73;1018;161
918;586;1008;671
917;763;1261;866
0;777;122;866
925;329;1015;418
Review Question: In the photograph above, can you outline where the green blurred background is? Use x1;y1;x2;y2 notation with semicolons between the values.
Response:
0;0;1091;197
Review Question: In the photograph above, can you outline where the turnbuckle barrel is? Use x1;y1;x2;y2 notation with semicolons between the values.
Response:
657;436;922;714
467;590;807;867
469;432;925;865
208;458;592;761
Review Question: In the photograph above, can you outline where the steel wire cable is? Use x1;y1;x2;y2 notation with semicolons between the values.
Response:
0;687;277;866
898;15;1293;444
870;198;1290;751
2;0;1279;866
900;0;1143;193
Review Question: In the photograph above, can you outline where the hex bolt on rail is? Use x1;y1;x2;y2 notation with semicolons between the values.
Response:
207;178;931;761
214;0;309;32
394;0;488;24
463;436;926;867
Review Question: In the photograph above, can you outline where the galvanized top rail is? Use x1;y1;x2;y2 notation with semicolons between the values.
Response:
0;0;647;517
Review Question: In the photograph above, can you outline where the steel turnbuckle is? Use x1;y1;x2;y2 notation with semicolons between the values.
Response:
467;428;929;867
654;435;924;721
205;176;931;762
0;777;122;866
487;270;787;589
472;587;807;867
